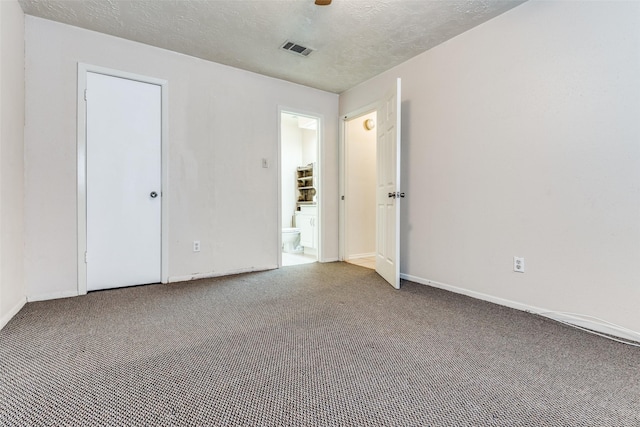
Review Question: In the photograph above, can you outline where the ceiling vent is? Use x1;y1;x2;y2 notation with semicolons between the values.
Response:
281;41;314;57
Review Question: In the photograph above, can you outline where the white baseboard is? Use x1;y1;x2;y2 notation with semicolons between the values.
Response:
0;297;27;331
346;252;375;260
168;265;278;283
27;290;79;302
536;312;640;344
400;273;640;344
320;257;339;263
401;273;545;313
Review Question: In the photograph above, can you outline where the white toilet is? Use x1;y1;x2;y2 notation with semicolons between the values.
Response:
282;227;302;253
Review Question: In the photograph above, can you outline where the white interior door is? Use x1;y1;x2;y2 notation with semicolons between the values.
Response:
86;72;162;291
375;78;402;289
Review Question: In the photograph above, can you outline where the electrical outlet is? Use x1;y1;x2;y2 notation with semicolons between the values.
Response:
514;256;525;273
193;241;201;252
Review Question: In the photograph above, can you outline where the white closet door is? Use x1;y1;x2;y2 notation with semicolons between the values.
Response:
86;72;162;291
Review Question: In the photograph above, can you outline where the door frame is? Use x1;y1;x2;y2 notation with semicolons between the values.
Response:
277;106;324;267
76;63;169;295
339;102;378;262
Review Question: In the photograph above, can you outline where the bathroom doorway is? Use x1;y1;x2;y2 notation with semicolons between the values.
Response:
279;110;321;267
342;111;377;270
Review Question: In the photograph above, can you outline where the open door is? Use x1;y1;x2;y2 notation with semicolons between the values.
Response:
375;78;402;289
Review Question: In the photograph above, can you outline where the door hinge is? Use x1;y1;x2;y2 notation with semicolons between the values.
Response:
84;89;87;101
84;251;88;263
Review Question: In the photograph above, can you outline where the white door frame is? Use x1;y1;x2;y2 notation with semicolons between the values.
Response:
277;106;324;266
339;102;378;262
77;63;169;295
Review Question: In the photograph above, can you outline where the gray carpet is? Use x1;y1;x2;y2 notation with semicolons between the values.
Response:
1;262;638;426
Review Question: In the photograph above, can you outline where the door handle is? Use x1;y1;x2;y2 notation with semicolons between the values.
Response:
388;192;396;199
150;191;158;198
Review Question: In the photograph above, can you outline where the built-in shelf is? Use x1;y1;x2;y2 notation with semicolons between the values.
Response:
296;163;316;204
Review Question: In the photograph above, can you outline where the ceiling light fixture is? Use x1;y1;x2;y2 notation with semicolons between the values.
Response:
315;0;332;5
364;118;375;131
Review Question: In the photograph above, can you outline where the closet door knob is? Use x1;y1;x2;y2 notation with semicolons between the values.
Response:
150;191;158;198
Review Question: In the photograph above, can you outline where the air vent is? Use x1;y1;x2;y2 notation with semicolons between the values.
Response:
281;41;314;57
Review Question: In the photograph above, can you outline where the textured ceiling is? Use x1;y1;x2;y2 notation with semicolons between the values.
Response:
18;0;526;94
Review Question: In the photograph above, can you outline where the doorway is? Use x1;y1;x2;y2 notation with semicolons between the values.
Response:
341;78;402;288
343;111;377;270
279;110;321;267
77;64;169;294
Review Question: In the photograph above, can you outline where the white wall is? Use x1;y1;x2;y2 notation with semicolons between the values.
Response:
345;111;376;258
301;129;317;167
24;16;339;299
281;115;302;228
340;0;640;335
0;0;26;329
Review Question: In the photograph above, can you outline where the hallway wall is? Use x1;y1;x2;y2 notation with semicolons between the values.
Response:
345;112;376;258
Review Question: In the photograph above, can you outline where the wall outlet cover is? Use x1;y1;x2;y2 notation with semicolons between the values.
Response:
514;256;525;273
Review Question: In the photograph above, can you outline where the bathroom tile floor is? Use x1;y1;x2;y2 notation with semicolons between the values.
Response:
346;256;375;270
282;252;317;266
